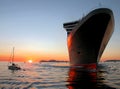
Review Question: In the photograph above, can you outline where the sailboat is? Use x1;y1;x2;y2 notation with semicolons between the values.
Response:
8;47;21;70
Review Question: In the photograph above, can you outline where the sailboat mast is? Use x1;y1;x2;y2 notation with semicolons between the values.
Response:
12;47;15;63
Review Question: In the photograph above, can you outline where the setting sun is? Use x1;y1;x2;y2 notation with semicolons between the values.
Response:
28;59;33;63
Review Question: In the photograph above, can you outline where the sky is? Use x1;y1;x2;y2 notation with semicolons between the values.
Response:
0;0;120;62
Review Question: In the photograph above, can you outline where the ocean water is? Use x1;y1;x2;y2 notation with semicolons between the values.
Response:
0;61;120;89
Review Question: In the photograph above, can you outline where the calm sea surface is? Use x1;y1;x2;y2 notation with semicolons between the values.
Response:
0;61;120;89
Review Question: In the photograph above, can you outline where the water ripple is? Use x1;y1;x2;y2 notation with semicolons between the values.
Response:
0;62;120;89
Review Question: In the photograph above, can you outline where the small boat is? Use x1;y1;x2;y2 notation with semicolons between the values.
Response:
8;47;21;70
8;63;21;70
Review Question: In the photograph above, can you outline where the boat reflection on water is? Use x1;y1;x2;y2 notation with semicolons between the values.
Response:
66;64;116;89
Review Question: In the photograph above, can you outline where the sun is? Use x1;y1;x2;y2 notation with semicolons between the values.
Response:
28;59;33;63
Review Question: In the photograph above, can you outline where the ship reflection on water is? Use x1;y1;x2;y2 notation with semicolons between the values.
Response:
67;64;116;89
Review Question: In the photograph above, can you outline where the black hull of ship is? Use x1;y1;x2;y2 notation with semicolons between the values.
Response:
63;8;114;66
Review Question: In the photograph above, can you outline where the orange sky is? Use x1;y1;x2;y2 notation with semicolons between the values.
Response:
0;48;69;62
0;46;120;62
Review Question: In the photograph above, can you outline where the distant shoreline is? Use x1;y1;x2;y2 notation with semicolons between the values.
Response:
104;60;120;62
40;60;68;62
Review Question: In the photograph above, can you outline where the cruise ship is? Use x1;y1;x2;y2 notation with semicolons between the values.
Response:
63;8;114;67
